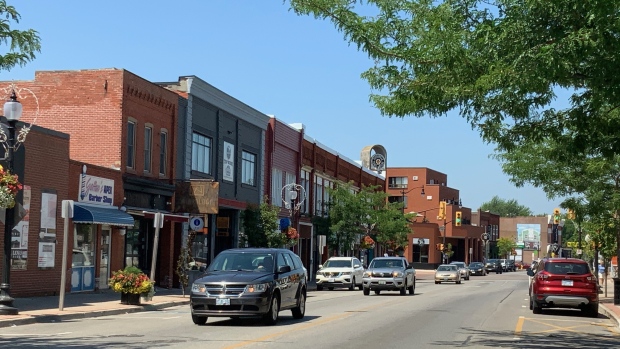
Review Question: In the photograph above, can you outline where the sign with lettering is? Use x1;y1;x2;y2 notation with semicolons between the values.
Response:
174;181;219;214
79;174;115;206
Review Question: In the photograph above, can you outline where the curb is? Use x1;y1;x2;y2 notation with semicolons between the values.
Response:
0;300;190;328
600;303;620;329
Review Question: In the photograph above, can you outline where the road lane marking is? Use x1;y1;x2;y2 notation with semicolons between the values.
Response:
0;332;72;337
514;316;524;337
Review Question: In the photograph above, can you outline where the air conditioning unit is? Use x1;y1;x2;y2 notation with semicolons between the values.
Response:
412;176;418;181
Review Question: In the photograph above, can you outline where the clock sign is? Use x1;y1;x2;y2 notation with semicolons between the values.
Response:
371;153;385;171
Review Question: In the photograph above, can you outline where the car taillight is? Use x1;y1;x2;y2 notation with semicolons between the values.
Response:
537;272;549;280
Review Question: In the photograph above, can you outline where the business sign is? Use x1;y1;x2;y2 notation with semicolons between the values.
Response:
174;181;219;214
79;174;115;206
517;224;541;250
223;141;235;182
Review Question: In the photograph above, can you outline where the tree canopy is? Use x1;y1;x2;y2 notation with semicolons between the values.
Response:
479;196;532;217
0;1;41;71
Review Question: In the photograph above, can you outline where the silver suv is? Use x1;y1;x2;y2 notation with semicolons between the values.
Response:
362;257;416;296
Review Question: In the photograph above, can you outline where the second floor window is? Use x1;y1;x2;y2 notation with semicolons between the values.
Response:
127;121;136;168
242;151;256;186
144;126;152;172
388;176;408;189
192;132;211;174
159;132;167;176
272;168;283;207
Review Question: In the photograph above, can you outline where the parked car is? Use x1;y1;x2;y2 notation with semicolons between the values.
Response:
435;264;461;284
468;262;487;276
527;257;599;317
485;259;500;273
189;248;307;326
504;259;516;272
362;257;415;295
315;256;364;291
450;261;470;280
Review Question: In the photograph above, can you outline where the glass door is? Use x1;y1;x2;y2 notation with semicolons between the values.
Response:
99;226;111;289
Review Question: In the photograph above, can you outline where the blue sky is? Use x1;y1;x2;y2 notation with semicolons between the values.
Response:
4;0;564;215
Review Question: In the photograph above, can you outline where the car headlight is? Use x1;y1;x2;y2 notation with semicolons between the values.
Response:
363;271;371;277
244;283;269;293
316;271;323;276
342;272;351;275
191;283;206;293
451;273;458;277
392;271;403;277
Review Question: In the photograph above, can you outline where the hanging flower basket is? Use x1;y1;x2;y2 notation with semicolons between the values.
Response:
0;165;22;209
360;236;375;250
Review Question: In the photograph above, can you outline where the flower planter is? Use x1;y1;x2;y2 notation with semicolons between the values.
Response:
120;292;141;305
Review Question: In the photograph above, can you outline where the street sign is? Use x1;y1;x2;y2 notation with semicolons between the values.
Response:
189;217;204;231
418;239;425;247
551;244;560;253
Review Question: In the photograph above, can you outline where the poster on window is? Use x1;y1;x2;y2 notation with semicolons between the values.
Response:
10;185;31;270
38;190;57;268
223;141;235;182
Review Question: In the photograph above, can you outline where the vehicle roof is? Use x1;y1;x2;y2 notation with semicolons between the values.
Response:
541;257;588;263
438;264;457;267
372;257;405;260
326;257;356;260
450;261;465;264
219;248;293;253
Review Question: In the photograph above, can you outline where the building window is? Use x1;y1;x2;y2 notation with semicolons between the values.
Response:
272;168;283;207
144;126;152;173
127;121;136;168
191;132;211;174
242;151;256;186
314;176;323;216
301;170;310;214
388;176;408;189
159;131;167;176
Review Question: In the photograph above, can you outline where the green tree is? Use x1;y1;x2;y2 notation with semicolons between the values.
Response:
240;197;281;248
0;1;41;71
496;237;516;259
374;201;412;254
479;196;532;217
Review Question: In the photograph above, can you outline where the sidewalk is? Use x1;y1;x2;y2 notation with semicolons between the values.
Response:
0;270;618;329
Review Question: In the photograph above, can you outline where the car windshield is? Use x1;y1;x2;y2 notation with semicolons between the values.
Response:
323;259;352;268
451;263;465;268
207;252;276;272
487;259;498;264
437;265;456;271
370;259;403;269
469;263;483;268
544;262;590;275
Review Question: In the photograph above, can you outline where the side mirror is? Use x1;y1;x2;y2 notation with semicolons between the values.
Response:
318;264;323;269
354;264;361;268
526;269;534;277
277;265;292;273
406;264;413;269
199;265;207;272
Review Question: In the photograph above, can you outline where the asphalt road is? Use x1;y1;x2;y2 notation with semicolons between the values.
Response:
0;272;618;348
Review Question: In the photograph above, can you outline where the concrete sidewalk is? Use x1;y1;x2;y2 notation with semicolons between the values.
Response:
0;270;618;329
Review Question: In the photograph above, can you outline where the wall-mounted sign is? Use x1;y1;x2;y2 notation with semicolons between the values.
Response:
189;217;204;231
79;174;115;206
174;181;219;214
223;141;235;182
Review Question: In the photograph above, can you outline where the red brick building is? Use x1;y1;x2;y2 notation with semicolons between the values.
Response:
1;69;183;294
385;167;490;267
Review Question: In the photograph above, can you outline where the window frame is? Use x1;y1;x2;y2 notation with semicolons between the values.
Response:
191;132;212;175
126;119;136;169
144;125;153;173
159;130;168;176
241;150;257;186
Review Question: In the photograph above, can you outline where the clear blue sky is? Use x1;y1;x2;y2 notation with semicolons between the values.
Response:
5;0;564;215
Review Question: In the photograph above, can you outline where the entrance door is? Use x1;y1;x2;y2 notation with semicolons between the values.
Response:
99;226;111;289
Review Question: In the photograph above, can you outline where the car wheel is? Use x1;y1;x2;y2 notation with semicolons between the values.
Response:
374;290;381;295
328;287;334;291
532;299;542;314
408;278;415;295
349;278;355;291
583;303;599;318
529;297;533;310
316;285;323;291
291;291;306;319
435;281;440;284
358;282;364;291
466;276;470;281
457;280;462;284
262;294;280;325
363;287;370;296
191;314;207;325
400;281;407;295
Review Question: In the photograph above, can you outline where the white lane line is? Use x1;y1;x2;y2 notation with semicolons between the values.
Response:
0;332;72;337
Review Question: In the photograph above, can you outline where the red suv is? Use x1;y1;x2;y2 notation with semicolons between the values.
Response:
527;258;598;317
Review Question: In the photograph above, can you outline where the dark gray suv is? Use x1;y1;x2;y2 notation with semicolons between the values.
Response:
190;248;307;326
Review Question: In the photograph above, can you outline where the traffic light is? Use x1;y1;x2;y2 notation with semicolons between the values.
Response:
438;201;446;220
436;243;442;251
567;209;575;220
455;211;462;226
553;208;561;224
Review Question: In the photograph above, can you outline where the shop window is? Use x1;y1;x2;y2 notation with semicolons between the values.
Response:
73;224;95;267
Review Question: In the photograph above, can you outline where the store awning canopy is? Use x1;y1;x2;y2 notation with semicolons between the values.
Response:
73;203;135;227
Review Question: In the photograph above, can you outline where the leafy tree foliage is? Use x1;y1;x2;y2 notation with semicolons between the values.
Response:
479;195;532;217
241;198;281;248
496;237;516;259
0;1;41;71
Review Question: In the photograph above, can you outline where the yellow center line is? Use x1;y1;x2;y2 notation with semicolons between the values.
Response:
514;316;524;336
222;298;403;349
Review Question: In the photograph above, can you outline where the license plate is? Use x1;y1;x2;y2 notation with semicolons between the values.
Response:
327;278;334;283
562;280;573;287
443;278;448;281
216;298;230;306
379;281;386;285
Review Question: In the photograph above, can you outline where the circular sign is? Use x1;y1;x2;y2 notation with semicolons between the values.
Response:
551;243;560;252
371;153;385;170
418;239;425;246
189;217;204;231
481;233;489;241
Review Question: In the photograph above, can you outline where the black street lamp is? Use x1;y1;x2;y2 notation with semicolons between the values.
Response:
0;90;24;315
400;186;425;214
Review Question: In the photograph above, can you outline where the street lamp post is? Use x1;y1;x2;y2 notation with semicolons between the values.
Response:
400;186;425;215
0;87;34;315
